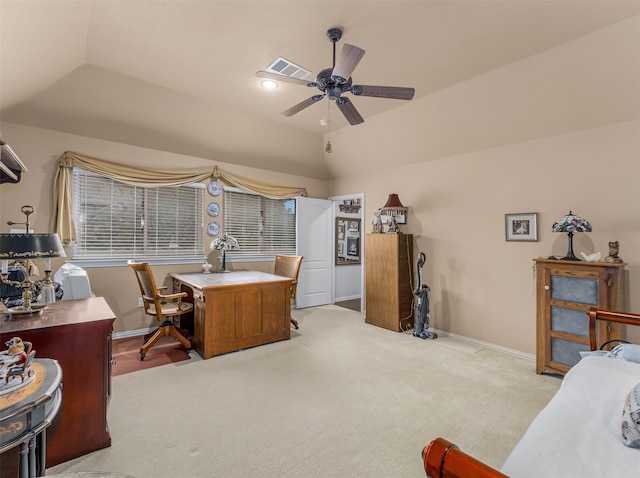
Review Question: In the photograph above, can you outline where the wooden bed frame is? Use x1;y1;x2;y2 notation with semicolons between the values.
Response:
422;308;640;478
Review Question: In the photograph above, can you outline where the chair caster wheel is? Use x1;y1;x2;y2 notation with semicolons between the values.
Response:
140;353;145;361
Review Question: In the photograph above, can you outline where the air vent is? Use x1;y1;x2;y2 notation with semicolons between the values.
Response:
266;57;312;80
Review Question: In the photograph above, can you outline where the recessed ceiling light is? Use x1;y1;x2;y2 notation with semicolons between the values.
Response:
260;80;279;89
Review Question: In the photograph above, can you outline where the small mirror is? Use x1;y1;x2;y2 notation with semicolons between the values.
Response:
336;217;360;265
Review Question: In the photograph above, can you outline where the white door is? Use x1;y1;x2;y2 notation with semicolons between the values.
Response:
296;197;332;308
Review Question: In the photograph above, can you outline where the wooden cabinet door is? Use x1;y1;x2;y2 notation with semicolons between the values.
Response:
365;234;413;332
535;260;624;375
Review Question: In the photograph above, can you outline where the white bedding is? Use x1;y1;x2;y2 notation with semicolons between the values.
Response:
500;355;640;478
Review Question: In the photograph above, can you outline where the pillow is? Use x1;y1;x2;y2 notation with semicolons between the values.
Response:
622;382;640;448
609;343;640;364
579;343;640;363
579;350;608;359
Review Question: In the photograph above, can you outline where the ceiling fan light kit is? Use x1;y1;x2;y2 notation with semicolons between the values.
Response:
260;80;278;89
256;28;415;126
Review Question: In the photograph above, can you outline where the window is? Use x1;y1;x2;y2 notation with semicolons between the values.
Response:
72;168;203;260
223;189;296;257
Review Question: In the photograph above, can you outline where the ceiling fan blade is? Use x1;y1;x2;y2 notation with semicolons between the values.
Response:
351;85;415;100
336;97;364;125
255;70;314;87
331;44;366;84
281;95;324;117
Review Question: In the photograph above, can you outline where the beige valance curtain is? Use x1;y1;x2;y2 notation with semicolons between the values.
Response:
52;151;307;245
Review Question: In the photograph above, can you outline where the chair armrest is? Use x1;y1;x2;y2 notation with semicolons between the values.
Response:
157;291;188;301
157;286;168;291
588;308;640;350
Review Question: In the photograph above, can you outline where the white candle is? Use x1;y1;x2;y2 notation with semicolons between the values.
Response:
1;260;7;274
46;258;51;271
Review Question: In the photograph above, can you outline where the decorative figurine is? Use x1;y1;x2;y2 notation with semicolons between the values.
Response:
0;337;36;388
372;210;384;234
386;216;399;234
604;241;623;263
580;251;601;262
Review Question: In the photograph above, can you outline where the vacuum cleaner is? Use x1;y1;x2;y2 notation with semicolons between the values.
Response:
413;252;437;339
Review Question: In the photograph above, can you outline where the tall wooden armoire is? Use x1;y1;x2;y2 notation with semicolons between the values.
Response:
365;233;414;332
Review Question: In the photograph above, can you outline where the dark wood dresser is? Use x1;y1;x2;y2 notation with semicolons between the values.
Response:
0;297;115;471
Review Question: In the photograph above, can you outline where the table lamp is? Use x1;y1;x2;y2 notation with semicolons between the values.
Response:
1;205;66;314
380;193;408;224
210;233;239;273
551;210;592;261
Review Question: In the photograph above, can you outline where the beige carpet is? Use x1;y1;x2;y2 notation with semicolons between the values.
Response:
48;305;560;478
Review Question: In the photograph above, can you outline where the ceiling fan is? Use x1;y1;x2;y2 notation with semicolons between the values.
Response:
256;28;415;126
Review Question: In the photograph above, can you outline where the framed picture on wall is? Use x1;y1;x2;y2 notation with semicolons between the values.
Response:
347;238;359;256
505;213;538;242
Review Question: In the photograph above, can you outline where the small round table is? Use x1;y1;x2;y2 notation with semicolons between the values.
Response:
0;359;63;478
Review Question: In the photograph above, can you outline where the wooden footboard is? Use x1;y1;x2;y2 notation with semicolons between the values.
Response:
422;438;508;478
423;309;640;478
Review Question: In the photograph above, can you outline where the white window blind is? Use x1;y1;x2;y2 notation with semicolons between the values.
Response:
72;168;203;259
223;189;296;257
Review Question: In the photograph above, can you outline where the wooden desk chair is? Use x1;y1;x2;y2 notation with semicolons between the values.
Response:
274;255;303;329
128;261;192;360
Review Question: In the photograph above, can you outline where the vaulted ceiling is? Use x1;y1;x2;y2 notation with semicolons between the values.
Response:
1;1;639;179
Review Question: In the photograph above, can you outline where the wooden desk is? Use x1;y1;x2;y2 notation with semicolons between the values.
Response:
0;297;114;469
171;271;292;359
0;359;63;478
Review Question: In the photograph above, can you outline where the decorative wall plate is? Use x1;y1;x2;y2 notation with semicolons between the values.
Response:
207;201;220;217
207;221;220;236
207;181;222;196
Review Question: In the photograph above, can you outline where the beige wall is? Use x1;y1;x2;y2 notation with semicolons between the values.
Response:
0;123;329;334
326;16;640;353
330;120;640;354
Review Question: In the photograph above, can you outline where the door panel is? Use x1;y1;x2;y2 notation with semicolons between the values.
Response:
296;197;332;308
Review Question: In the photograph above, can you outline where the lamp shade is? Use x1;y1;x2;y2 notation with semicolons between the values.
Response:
210;233;239;251
0;233;66;259
551;211;592;233
380;193;407;218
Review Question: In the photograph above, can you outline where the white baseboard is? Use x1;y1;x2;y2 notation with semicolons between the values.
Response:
434;328;535;362
113;328;154;340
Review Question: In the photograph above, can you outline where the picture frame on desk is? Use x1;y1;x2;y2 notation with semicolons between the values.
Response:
505;212;538;242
